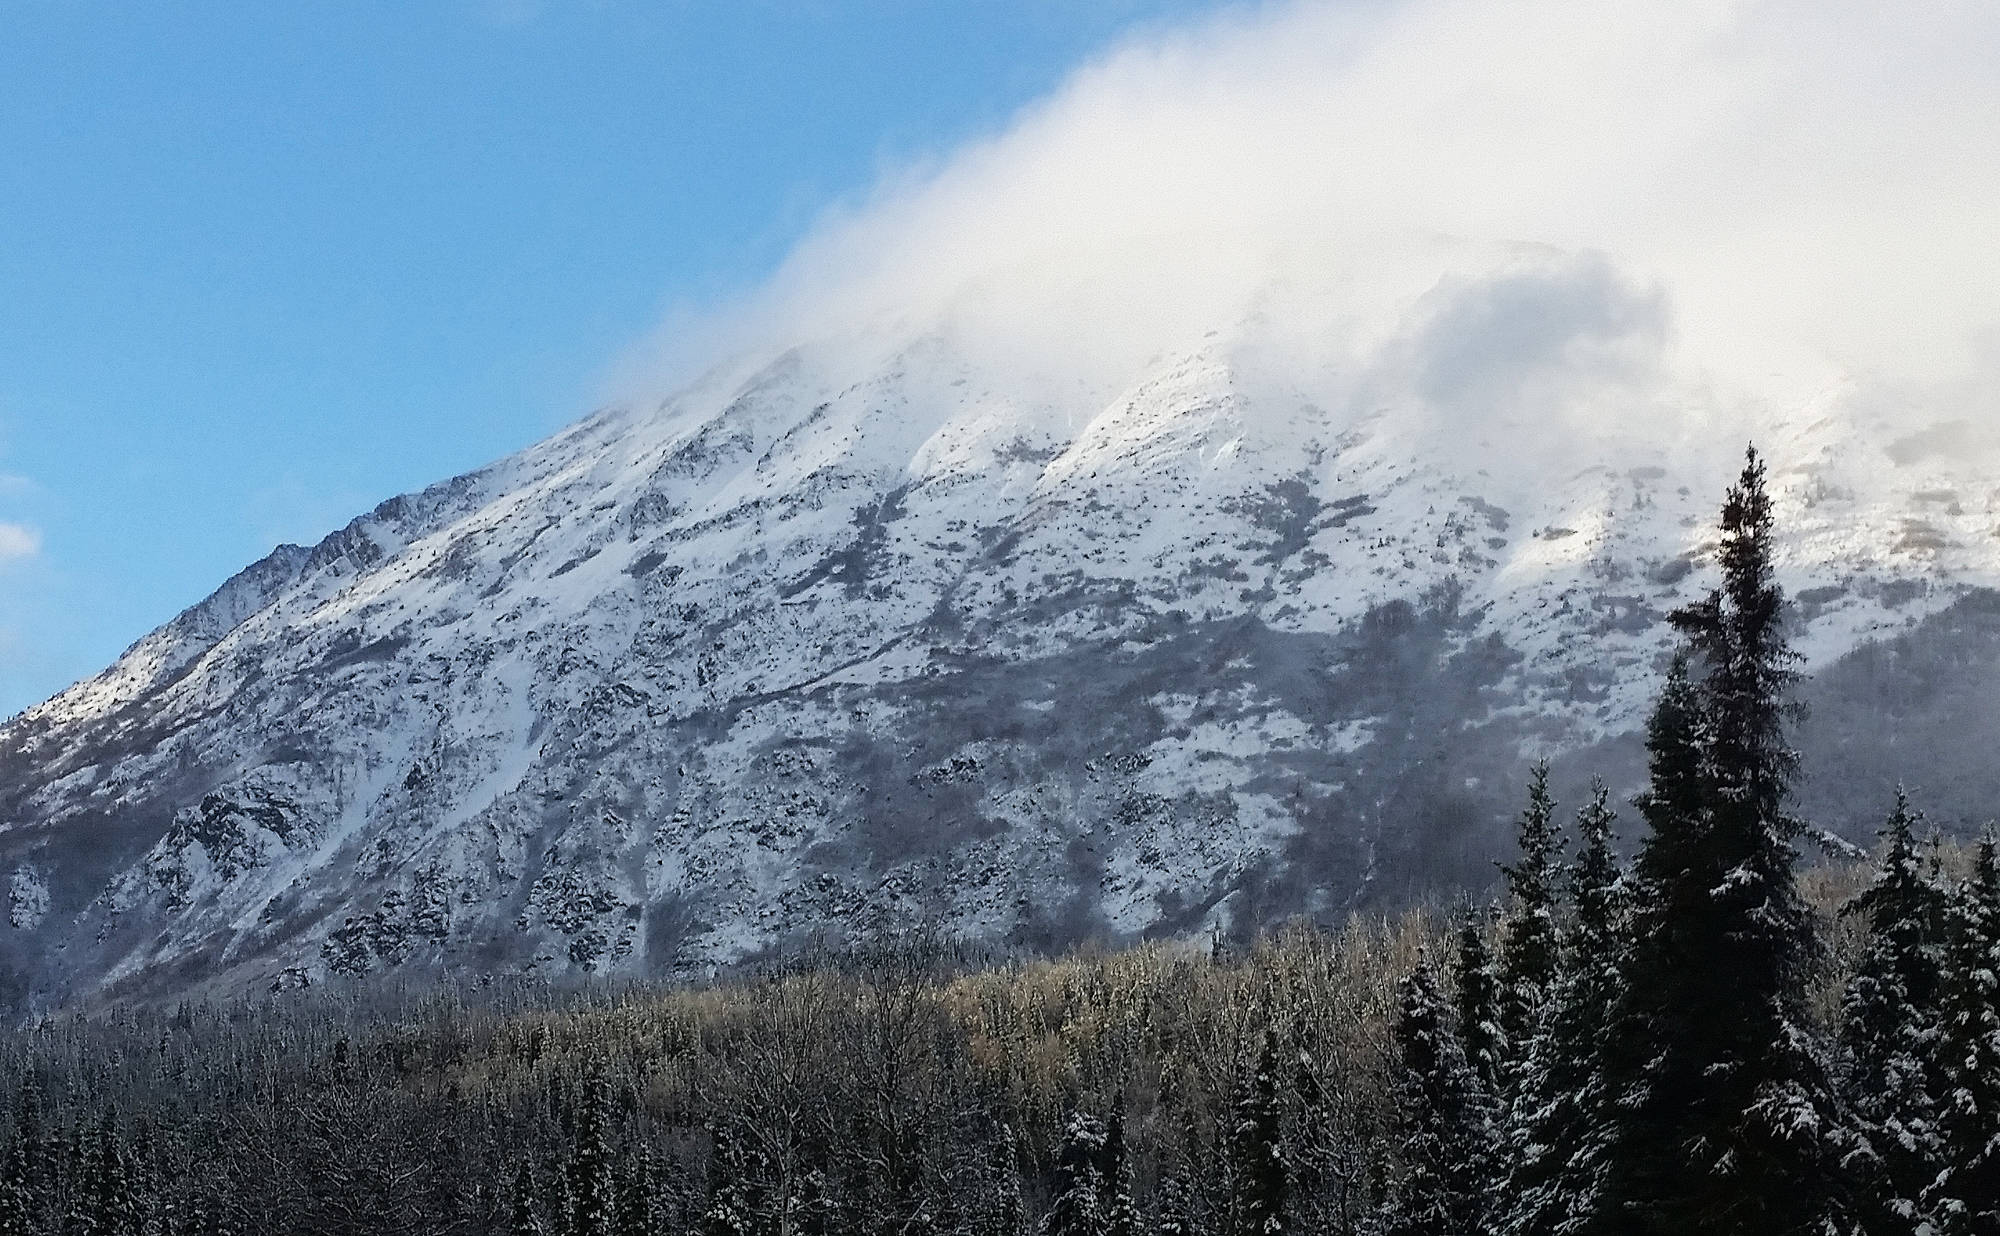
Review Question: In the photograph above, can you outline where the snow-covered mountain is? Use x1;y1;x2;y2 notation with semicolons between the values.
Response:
4;293;2000;1012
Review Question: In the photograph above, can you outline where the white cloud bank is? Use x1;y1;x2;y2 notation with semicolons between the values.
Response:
624;0;2000;454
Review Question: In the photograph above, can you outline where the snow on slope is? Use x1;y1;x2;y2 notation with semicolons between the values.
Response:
0;297;1995;1009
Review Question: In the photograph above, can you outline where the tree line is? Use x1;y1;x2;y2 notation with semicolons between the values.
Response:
0;449;1995;1234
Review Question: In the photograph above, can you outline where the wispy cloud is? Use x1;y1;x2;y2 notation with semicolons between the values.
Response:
619;0;2000;459
0;523;41;564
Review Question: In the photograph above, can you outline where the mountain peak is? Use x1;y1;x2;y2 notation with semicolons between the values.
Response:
1;317;1995;1011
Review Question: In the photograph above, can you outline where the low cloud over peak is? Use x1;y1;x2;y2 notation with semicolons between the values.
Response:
621;0;2000;454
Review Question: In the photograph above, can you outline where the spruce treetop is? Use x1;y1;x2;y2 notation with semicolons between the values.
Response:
1498;762;1561;1058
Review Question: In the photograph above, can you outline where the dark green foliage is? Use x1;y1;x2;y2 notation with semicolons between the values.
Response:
1838;790;1948;1228
1452;913;1505;1100
0;1087;47;1236
614;1150;653;1236
1384;957;1494;1236
1497;762;1561;1061
1039;1113;1106;1236
1933;835;2000;1232
987;1125;1025;1236
1227;1030;1287;1236
1501;783;1621;1236
85;1111;132;1236
568;1073;617;1236
1103;1106;1143;1236
0;1136;32;1236
514;1161;547;1236
1155;1169;1196;1236
1595;449;1858;1236
543;1145;576;1236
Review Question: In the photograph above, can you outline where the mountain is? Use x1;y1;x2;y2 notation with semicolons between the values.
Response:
4;303;2000;1013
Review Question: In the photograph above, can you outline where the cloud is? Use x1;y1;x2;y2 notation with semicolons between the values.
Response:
0;523;41;564
617;0;2000;455
1403;251;1669;425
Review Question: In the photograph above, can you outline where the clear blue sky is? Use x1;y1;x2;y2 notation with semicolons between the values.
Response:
0;0;1227;716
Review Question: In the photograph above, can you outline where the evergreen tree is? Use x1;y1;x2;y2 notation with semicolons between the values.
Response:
1932;834;2000;1233
85;1111;132;1236
1228;1030;1287;1236
1498;762;1562;1064
1382;955;1494;1236
63;1122;88;1235
1838;790;1948;1229
1501;783;1622;1236
1155;1169;1196;1236
4;1081;44;1236
1583;652;1704;1229
988;1125;1025;1236
1452;913;1505;1100
513;1162;546;1236
1592;448;1857;1236
133;1120;164;1236
0;1136;32;1236
614;1150;652;1236
1038;1112;1106;1236
542;1145;574;1236
568;1073;616;1236
1103;1105;1143;1236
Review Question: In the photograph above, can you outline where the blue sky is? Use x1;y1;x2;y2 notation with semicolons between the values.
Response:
0;0;1232;715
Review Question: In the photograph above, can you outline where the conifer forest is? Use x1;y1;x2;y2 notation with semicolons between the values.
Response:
1;452;1995;1235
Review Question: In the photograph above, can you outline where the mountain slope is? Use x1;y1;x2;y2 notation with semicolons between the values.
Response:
2;312;1996;1011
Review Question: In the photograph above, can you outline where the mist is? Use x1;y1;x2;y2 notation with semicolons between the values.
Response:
617;0;2000;462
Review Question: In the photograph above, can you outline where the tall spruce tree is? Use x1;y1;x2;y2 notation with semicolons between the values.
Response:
84;1110;131;1236
1228;1030;1288;1236
6;1082;45;1233
1103;1105;1143;1236
59;1122;85;1236
1838;790;1948;1229
1452;913;1506;1100
614;1150;653;1236
1501;783;1622;1236
1155;1169;1197;1236
1383;955;1495;1236
1592;448;1857;1236
568;1074;616;1236
0;1136;31;1236
1498;762;1562;1066
542;1146;574;1236
1932;834;2000;1232
1038;1113;1106;1236
988;1125;1025;1236
1581;651;1704;1231
513;1162;546;1236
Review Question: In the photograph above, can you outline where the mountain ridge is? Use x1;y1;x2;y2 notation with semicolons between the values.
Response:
3;310;1998;1013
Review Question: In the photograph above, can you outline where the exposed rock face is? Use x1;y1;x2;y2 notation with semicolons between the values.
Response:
2;322;1997;1012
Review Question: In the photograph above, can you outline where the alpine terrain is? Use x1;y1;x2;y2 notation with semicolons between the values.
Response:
5;272;2000;1012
